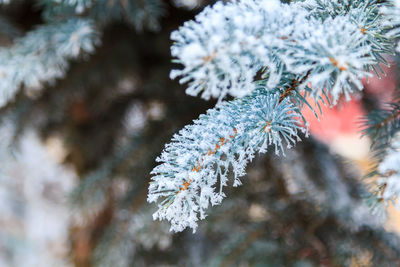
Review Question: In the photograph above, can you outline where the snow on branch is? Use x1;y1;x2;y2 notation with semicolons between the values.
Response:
382;0;400;52
43;0;164;30
170;0;392;102
376;133;400;206
148;89;304;232
0;18;99;107
149;0;400;232
283;15;373;102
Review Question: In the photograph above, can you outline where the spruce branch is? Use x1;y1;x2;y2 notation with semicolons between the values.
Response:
375;133;400;206
170;0;392;103
0;18;99;108
362;100;400;148
362;97;400;207
148;89;304;232
382;0;400;52
41;0;165;30
148;0;400;232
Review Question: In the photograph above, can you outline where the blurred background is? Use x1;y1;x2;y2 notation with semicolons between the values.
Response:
0;0;400;266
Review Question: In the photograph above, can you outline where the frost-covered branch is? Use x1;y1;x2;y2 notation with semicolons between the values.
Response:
363;101;400;147
148;88;305;232
170;0;392;102
0;18;99;107
363;97;400;206
0;0;165;108
376;133;400;206
42;0;164;31
382;0;400;52
148;0;400;232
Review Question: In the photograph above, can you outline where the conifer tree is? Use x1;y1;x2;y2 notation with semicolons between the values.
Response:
0;0;399;266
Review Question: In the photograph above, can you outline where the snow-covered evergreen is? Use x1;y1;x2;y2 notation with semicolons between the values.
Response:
148;0;400;232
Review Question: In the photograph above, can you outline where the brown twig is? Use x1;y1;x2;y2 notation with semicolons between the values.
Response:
376;110;400;129
279;69;313;103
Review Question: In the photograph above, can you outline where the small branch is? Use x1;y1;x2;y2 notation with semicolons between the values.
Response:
177;128;238;193
279;69;313;103
376;109;400;129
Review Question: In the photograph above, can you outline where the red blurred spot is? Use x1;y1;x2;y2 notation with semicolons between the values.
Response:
303;62;396;144
302;98;365;142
